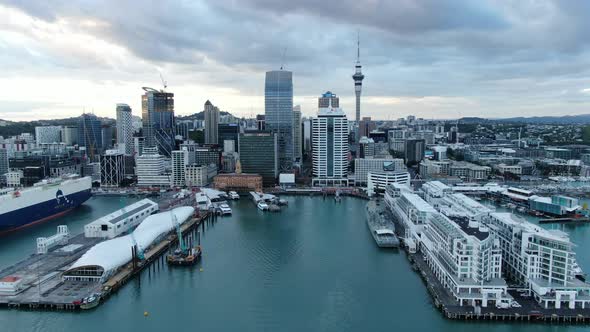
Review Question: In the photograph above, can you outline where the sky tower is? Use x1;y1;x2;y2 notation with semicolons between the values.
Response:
352;32;364;129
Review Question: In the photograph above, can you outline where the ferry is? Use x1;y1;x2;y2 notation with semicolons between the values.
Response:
365;199;399;248
0;176;92;235
195;192;212;211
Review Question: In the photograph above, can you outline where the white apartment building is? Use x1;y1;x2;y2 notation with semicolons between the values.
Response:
35;126;62;144
312;107;348;186
385;186;436;245
171;149;188;187
450;161;490;181
496;164;522;175
421;212;508;307
367;171;410;196
484;213;590;309
417;180;590;310
5;171;22;187
136;148;170;187
419;159;452;178
354;157;405;185
185;164;217;187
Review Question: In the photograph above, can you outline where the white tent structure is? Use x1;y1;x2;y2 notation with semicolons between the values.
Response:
63;206;194;282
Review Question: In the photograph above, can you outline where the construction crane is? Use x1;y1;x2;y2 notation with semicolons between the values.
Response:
166;211;201;266
159;72;167;91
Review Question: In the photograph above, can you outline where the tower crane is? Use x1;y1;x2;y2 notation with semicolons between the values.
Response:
159;72;167;91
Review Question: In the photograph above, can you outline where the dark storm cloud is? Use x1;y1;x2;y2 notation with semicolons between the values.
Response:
2;0;590;119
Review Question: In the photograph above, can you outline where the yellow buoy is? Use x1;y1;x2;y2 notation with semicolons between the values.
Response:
144;311;149;317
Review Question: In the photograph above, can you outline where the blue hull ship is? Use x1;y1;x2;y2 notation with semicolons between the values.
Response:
0;176;92;234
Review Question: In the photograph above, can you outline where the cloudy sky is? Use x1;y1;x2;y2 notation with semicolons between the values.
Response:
1;0;590;121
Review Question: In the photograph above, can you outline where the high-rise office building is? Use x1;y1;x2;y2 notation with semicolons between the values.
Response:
62;126;78;145
116;103;134;155
100;150;125;187
302;119;312;157
77;113;102;158
136;147;171;187
35;126;62;144
312;101;349;186
0;148;8;178
405;138;425;165
171;148;188;187
318;91;339;108
359;117;375;138
292;105;302;162
141;87;175;157
204;100;220;145
352;35;365;128
265;70;293;171
256;114;265;131
101;124;114;150
239;131;278;187
218;123;239;152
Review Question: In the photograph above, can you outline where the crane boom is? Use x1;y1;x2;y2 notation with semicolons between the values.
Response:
159;72;167;90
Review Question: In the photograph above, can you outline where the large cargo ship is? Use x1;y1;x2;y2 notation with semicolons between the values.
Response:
0;176;92;234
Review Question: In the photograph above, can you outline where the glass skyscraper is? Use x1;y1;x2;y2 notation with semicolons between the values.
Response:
141;87;175;157
77;113;102;158
265;70;293;172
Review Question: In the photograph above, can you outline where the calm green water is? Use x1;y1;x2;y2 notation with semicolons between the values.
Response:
0;196;589;332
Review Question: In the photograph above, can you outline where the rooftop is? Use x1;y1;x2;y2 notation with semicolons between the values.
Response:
449;216;489;241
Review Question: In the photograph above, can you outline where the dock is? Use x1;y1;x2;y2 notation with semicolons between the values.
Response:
0;210;216;311
407;251;590;324
539;217;590;224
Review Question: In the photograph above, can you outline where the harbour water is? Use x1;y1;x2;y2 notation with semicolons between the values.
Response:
1;195;590;331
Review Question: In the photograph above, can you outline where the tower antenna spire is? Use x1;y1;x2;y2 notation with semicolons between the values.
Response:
356;30;360;62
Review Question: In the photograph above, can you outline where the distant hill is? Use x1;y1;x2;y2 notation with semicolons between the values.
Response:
176;110;233;121
493;114;590;124
0;116;115;137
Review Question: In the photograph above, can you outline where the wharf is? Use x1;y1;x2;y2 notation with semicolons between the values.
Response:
0;211;214;311
407;250;590;324
539;217;590;224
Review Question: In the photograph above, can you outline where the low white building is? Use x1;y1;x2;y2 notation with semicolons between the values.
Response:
185;164;217;187
84;199;159;239
5;171;22;187
354;157;405;185
0;276;24;295
366;171;410;196
496;163;522;175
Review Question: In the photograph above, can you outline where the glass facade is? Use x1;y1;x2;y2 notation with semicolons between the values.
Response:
141;89;175;157
265;70;293;172
239;131;278;187
77;113;103;157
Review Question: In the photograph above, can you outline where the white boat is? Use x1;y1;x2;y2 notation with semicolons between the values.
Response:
257;202;269;211
195;192;212;211
218;203;232;215
228;191;240;200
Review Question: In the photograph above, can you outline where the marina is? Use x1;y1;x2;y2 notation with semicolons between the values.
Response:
0;199;213;311
1;195;590;331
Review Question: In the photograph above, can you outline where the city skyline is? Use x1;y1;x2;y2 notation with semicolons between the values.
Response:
2;1;590;121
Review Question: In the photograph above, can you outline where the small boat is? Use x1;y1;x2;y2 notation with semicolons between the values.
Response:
80;293;101;310
257;202;269;211
167;246;202;266
218;203;232;215
228;191;240;200
269;204;281;212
